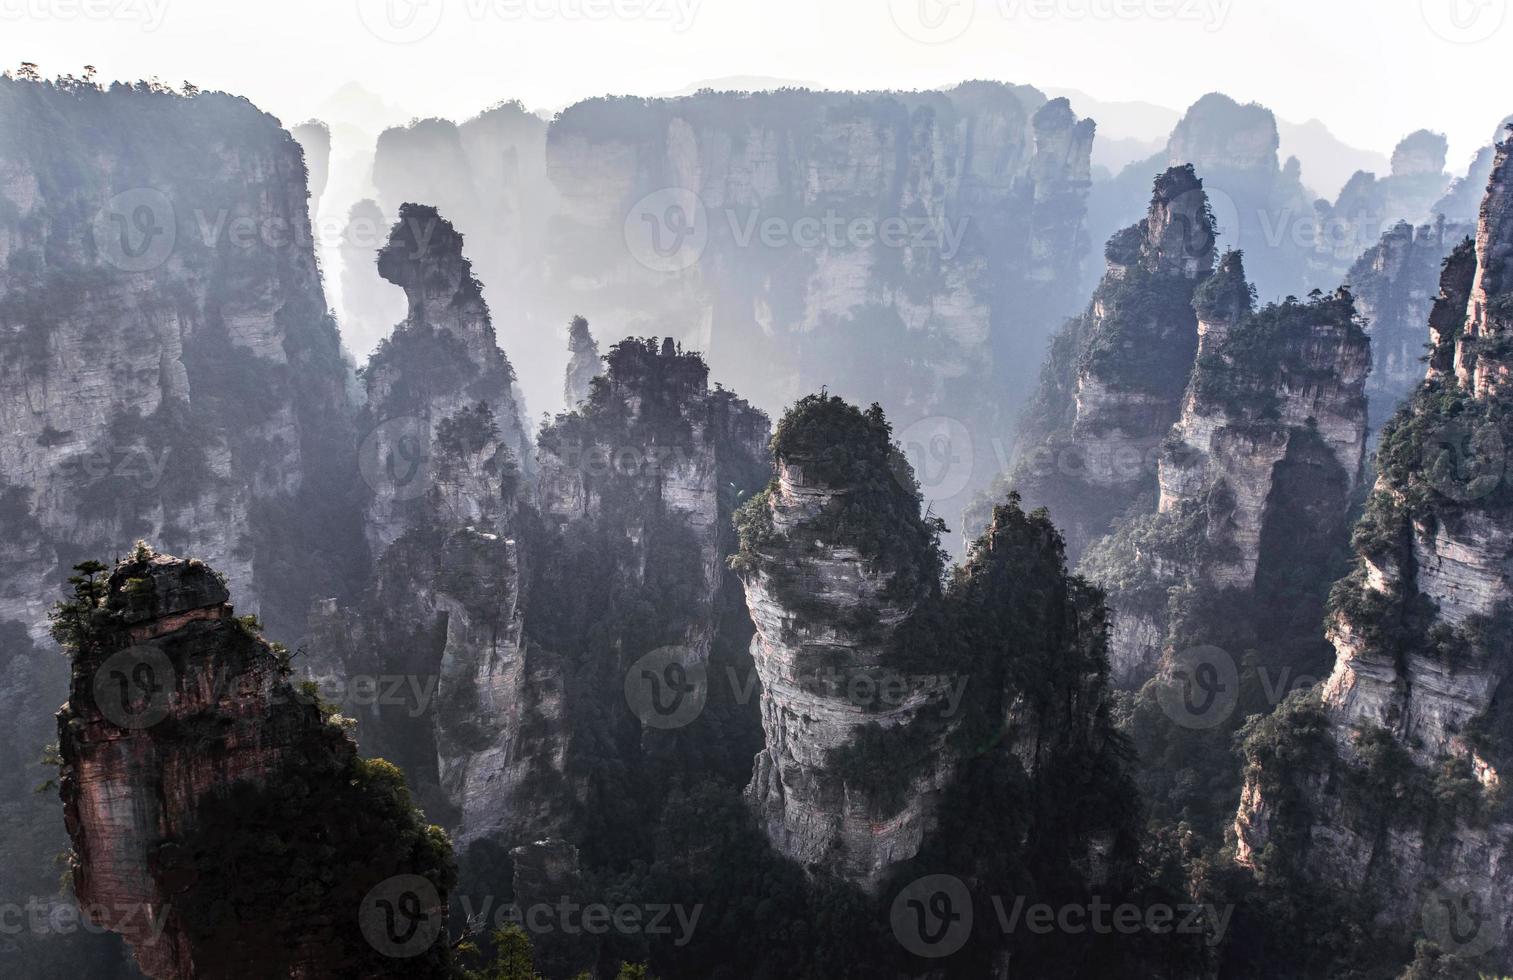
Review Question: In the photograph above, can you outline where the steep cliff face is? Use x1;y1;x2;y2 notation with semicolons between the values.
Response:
732;395;1137;895
1231;137;1513;977
1081;251;1369;686
55;548;454;979
361;203;530;551
734;436;952;885
0;76;362;917
1007;165;1214;559
1346;218;1469;432
544;84;1090;447
1159;256;1370;588
527;335;771;859
311;204;545;846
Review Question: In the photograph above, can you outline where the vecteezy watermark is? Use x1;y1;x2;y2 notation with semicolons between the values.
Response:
356;0;448;43
291;671;441;719
94;645;175;729
888;0;976;43
1155;645;1239;730
889;875;1234;958
359;417;434;501
357;0;700;43
1420;0;1507;43
624;189;971;273
92;188;176;272
360;875;447;959
57;446;172;491
1420;417;1506;503
0;0;169;31
888;0;1232;43
0;898;171;941
93;638;439;731
624;646;708;729
1421;875;1504;957
895;416;974;500
90;190;448;274
996;0;1233;31
798;668;970;717
891;875;975;957
624;188;710;274
991;894;1232;947
457;895;702;947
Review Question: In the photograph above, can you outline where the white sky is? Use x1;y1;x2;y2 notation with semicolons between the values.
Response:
4;0;1511;164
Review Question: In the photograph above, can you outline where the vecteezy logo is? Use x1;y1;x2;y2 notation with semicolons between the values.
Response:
896;416;974;500
360;875;445;958
358;417;433;501
356;0;446;43
888;0;974;43
92;188;176;273
624;646;707;730
1421;0;1507;43
1156;645;1239;730
1421;418;1505;503
624;188;709;273
93;645;175;729
891;874;973;958
1422;876;1503;957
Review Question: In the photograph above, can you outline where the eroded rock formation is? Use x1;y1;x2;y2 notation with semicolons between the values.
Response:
1231;135;1513;976
733;395;1136;892
56;548;454;979
1006;165;1215;559
563;314;600;408
0;77;362;936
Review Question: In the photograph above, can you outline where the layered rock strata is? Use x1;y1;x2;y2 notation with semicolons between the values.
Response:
1231;136;1513;975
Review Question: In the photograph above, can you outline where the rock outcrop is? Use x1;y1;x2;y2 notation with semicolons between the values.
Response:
313;204;546;846
1158;254;1370;587
563;314;600;408
1006;165;1215;559
1081;251;1369;686
1231;135;1513;976
733;395;1136;892
55;547;455;979
0;76;362;929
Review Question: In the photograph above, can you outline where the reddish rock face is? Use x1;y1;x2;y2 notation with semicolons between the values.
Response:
56;549;454;979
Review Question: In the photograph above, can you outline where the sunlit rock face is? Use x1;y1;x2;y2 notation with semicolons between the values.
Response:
0;77;361;919
57;550;454;980
1232;137;1513;974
